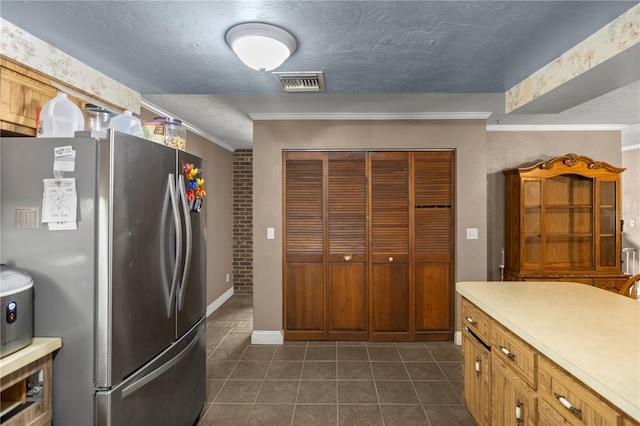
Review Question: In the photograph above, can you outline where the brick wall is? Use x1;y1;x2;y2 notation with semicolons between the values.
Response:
233;149;253;294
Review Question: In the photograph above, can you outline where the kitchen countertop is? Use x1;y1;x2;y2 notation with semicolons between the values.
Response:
0;337;62;378
456;281;640;422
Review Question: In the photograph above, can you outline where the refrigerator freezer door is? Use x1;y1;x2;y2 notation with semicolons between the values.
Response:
96;319;206;426
176;151;207;338
96;132;178;386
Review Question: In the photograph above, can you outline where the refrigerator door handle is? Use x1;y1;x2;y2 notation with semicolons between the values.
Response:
176;174;193;311
120;329;199;399
161;173;182;318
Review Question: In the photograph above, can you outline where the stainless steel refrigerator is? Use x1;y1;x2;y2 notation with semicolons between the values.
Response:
0;130;206;425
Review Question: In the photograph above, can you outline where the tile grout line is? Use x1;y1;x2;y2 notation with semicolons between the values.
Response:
335;343;339;426
200;320;236;421
291;341;308;426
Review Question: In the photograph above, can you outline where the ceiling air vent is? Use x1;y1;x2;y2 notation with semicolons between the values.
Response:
272;72;325;92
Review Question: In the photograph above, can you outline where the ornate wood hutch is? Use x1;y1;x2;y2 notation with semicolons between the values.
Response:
503;153;628;292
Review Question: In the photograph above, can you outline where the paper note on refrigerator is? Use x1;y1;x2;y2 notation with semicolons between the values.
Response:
42;178;77;223
53;145;76;173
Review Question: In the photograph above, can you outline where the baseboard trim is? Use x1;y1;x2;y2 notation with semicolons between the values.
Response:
252;330;284;345
454;331;462;346
206;287;234;317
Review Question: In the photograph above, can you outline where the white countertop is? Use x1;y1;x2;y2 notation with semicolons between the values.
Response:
456;281;640;422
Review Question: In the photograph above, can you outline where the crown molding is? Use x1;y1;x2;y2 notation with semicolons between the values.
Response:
140;98;235;152
486;124;628;132
249;112;492;121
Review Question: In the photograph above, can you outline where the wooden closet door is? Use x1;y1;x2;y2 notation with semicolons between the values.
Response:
283;152;325;339
413;151;455;340
327;152;367;339
369;152;411;340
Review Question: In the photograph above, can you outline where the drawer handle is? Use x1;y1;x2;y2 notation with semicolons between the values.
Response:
515;399;523;425
553;392;582;418
499;345;516;360
475;357;481;376
465;316;477;326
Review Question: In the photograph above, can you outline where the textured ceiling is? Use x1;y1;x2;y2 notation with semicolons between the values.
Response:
1;1;639;149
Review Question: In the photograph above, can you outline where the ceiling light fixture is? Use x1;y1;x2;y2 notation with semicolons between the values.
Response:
225;23;297;72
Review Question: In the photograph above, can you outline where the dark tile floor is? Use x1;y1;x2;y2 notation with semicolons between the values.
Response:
197;295;475;426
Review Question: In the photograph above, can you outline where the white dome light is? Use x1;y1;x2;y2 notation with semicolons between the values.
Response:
226;23;297;72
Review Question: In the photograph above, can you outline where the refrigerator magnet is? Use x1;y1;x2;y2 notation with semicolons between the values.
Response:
182;163;206;212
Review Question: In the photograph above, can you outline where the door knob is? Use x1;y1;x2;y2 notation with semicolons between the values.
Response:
344;254;352;261
388;257;394;262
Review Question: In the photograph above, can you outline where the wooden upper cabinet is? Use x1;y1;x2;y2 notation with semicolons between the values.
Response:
1;58;84;136
503;153;627;288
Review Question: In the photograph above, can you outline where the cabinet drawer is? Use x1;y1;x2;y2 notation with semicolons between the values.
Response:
461;298;491;344
492;321;537;389
538;356;621;426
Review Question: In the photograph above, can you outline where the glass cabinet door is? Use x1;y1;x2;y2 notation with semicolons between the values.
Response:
523;180;541;267
543;175;593;269
599;180;617;268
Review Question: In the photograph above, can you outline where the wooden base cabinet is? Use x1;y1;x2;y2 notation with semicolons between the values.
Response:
462;328;491;425
492;354;538;426
462;298;492;425
461;297;640;426
538;356;621;426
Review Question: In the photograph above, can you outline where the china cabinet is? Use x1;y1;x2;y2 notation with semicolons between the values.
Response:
503;153;627;291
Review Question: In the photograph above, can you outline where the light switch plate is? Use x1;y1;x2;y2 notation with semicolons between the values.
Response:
267;227;275;240
466;228;479;240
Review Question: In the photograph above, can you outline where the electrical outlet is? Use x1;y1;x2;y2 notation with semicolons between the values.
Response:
630;219;636;228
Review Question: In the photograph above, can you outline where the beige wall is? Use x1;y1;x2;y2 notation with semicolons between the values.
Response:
486;130;624;281
252;119;488;332
140;108;234;306
622;147;640;275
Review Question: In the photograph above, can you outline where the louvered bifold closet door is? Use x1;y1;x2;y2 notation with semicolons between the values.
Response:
327;152;367;339
369;152;411;340
284;152;325;339
413;151;455;340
